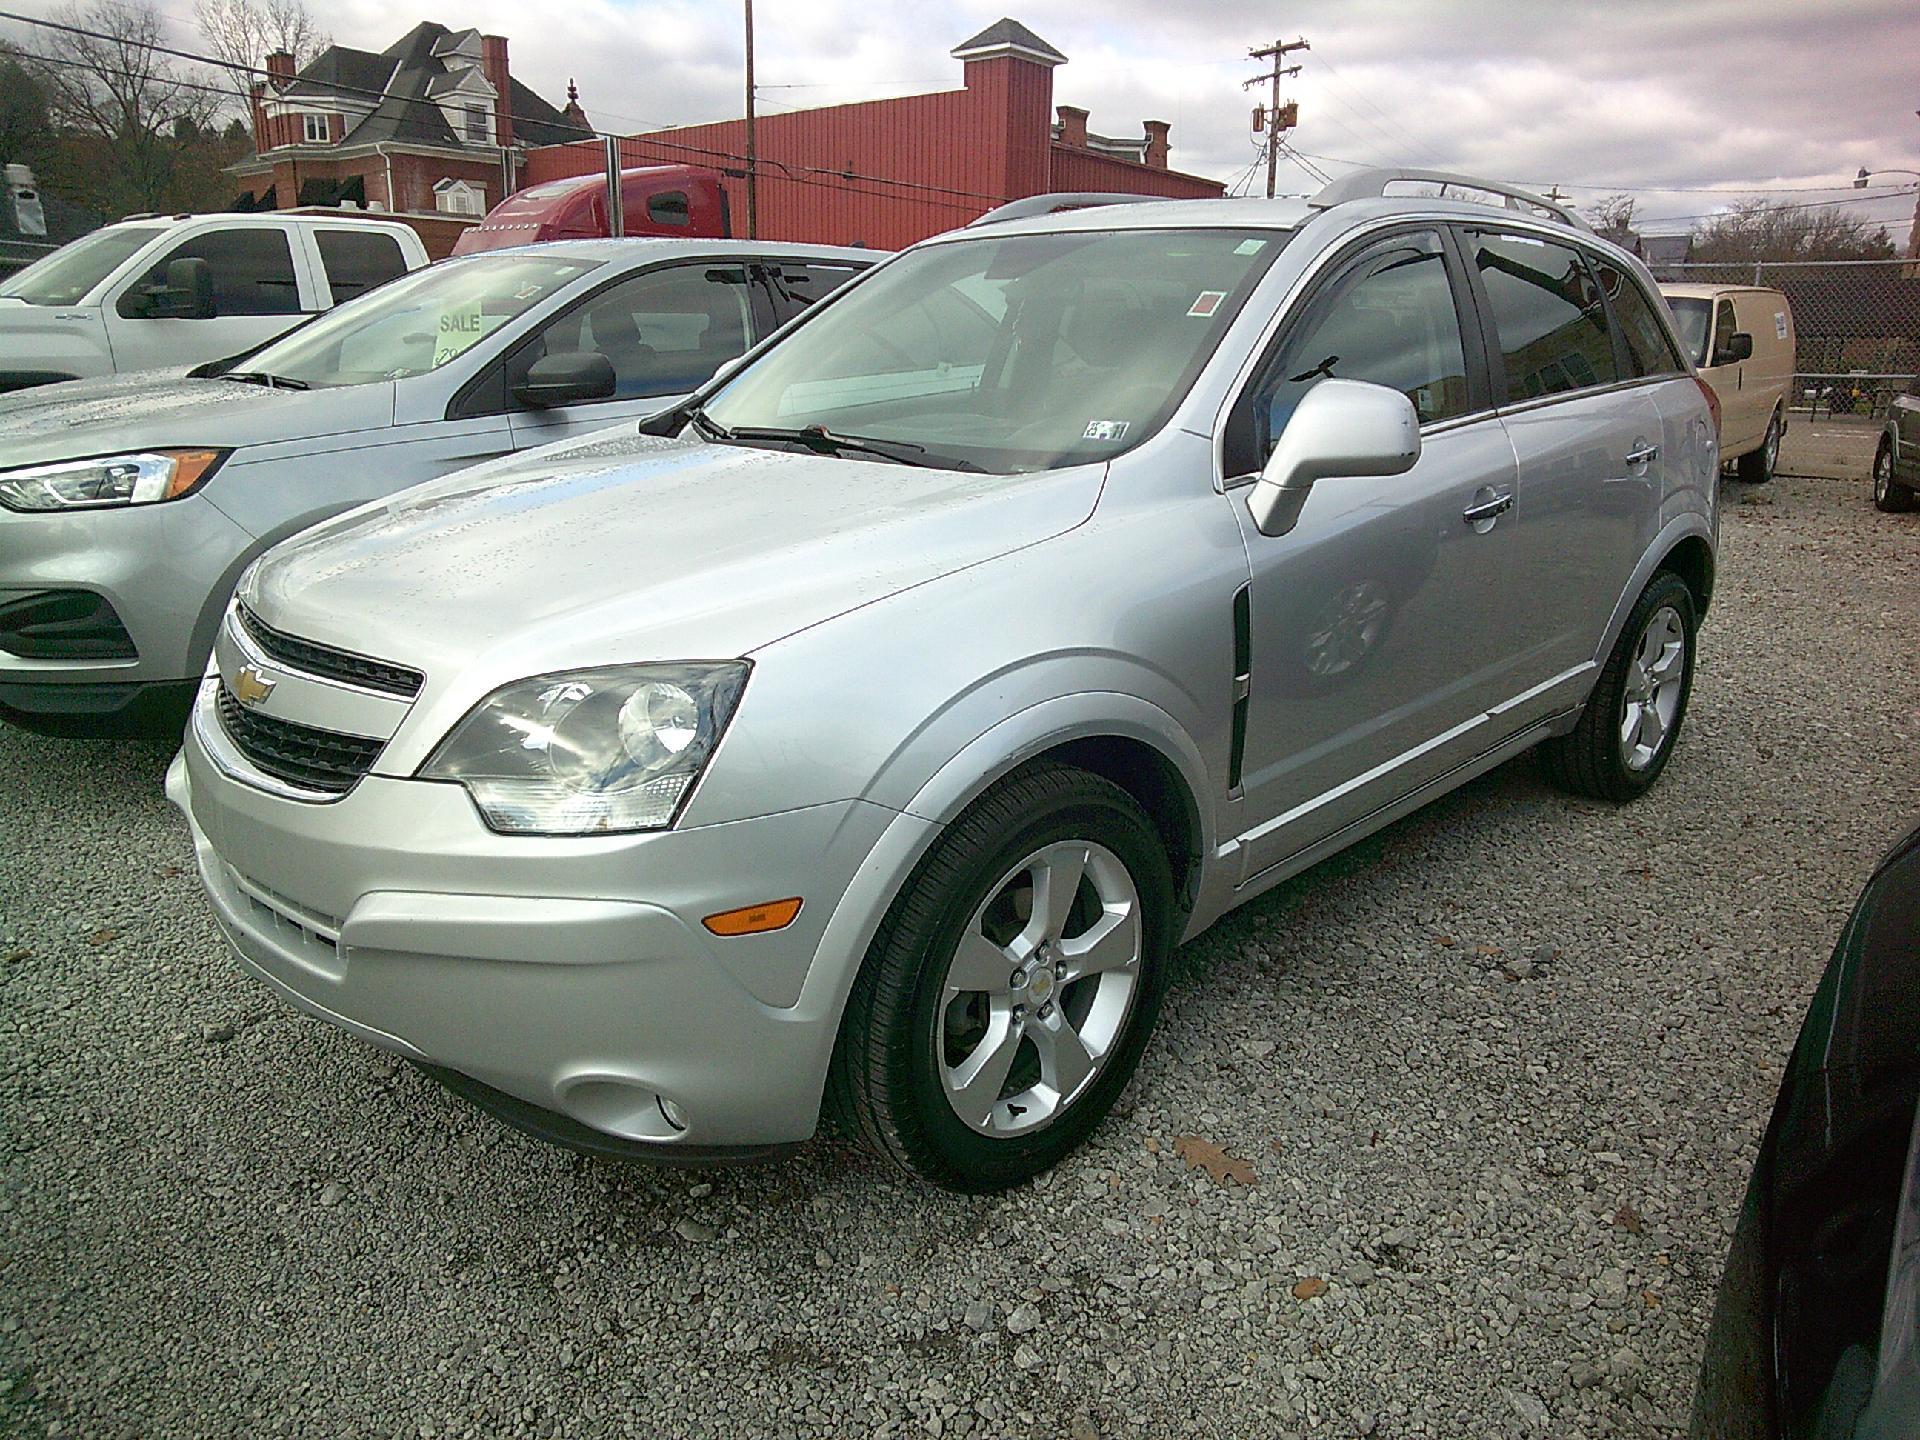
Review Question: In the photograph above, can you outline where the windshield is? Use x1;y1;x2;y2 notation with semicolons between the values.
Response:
0;226;163;306
1667;296;1712;367
702;227;1287;473
237;252;600;388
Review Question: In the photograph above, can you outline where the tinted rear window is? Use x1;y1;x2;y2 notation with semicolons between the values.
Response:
316;230;409;303
1595;262;1683;376
1471;232;1619;400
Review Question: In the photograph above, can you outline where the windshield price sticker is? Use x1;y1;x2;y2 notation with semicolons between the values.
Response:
1083;419;1130;442
1187;290;1227;318
432;302;488;366
1234;239;1267;255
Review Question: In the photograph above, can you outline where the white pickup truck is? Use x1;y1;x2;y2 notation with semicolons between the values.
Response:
0;212;429;393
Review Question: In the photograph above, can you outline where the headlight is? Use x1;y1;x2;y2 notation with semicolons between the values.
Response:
0;449;226;512
419;662;750;835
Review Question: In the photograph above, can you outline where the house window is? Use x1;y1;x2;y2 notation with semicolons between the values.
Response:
464;105;489;142
435;179;486;217
302;113;329;144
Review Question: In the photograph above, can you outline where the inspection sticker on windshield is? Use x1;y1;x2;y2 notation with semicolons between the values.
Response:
1234;239;1267;255
1187;290;1227;318
1083;419;1130;442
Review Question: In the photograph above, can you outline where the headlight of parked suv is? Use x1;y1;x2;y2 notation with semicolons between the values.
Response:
0;450;226;512
420;663;750;835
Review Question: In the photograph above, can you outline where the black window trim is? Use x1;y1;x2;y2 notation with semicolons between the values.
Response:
1221;220;1495;485
446;258;758;421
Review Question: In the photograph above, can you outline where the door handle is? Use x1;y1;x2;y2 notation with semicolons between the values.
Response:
1625;443;1660;467
1461;489;1514;525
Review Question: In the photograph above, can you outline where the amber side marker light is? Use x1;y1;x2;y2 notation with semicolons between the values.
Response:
702;898;803;936
165;449;225;499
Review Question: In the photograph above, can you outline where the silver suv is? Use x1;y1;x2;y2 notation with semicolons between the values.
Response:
170;170;1720;1191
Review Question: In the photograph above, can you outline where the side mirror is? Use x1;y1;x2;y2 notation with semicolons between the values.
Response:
1247;379;1421;538
1713;331;1754;366
146;257;217;319
513;352;617;409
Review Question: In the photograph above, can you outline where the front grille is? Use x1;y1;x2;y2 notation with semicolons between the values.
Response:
238;605;423;698
217;682;383;794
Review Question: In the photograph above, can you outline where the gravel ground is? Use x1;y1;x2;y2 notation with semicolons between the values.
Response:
2;472;1916;1440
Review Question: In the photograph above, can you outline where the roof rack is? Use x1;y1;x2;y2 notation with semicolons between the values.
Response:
967;192;1162;228
1309;169;1593;233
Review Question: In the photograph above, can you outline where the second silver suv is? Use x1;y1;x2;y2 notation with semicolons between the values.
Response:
171;170;1720;1191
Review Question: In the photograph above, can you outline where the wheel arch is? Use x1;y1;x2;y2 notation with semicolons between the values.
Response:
1657;532;1716;620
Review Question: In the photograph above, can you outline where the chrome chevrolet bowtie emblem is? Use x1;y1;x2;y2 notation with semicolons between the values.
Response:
231;664;277;707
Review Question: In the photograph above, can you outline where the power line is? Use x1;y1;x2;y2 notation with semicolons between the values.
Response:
0;6;1013;209
1243;36;1307;200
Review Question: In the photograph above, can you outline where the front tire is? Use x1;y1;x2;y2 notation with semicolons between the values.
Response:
1874;439;1915;512
1737;409;1781;484
1543;571;1697;802
826;762;1174;1192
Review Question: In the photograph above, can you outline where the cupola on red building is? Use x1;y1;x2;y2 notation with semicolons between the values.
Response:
524;17;1224;250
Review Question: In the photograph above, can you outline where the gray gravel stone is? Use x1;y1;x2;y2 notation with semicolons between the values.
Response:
1;474;1914;1438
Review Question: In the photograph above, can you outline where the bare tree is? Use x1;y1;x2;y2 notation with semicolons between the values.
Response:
1587;193;1636;233
1692;199;1896;264
21;0;222;212
195;0;328;114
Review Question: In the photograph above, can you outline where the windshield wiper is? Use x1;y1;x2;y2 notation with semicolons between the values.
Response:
685;405;732;442
721;423;981;472
221;370;310;390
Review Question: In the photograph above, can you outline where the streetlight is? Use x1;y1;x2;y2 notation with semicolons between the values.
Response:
1856;166;1920;188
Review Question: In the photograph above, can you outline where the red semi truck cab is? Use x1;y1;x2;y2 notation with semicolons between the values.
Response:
450;166;732;255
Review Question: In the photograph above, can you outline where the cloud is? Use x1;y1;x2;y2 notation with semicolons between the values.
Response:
4;0;1914;232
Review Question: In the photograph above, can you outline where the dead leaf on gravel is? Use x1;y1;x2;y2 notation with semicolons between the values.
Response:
3;948;31;963
1173;1135;1255;1186
1642;1290;1661;1309
1292;1276;1329;1300
86;929;118;946
1144;1135;1161;1154
1435;935;1457;948
1612;1203;1645;1235
1476;944;1502;956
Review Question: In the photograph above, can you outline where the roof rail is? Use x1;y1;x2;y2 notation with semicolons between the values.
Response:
1308;168;1593;233
967;192;1162;228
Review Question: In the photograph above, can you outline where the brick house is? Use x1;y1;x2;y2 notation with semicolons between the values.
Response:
228;22;590;250
522;17;1224;251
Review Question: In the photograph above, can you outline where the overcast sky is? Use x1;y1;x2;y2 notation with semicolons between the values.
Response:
6;0;1917;236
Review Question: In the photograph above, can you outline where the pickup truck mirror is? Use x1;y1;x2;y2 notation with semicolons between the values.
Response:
136;257;218;320
513;351;617;409
1247;379;1421;538
1713;330;1754;366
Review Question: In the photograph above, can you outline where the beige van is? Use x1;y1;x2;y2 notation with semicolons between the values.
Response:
1660;284;1796;482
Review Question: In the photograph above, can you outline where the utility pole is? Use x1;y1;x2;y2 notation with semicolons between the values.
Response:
1543;184;1567;203
743;0;758;239
1244;37;1308;199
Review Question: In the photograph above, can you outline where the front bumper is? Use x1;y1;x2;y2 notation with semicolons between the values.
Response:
170;699;928;1149
0;495;257;723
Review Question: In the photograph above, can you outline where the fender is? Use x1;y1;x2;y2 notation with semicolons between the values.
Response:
773;689;1220;1132
1590;512;1716;690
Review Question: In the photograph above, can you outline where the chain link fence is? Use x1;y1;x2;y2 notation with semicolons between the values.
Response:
1648;258;1920;419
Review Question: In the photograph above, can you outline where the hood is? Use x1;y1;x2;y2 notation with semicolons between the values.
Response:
248;428;1104;680
0;372;392;467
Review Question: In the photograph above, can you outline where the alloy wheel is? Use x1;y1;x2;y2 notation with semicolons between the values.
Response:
1619;605;1687;772
1876;447;1892;504
936;840;1142;1137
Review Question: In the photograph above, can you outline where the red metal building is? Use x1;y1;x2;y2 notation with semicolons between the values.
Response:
521;17;1224;250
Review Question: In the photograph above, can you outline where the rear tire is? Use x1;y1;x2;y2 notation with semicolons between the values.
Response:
1737;409;1781;484
1543;571;1697;803
825;762;1174;1192
1874;439;1916;513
